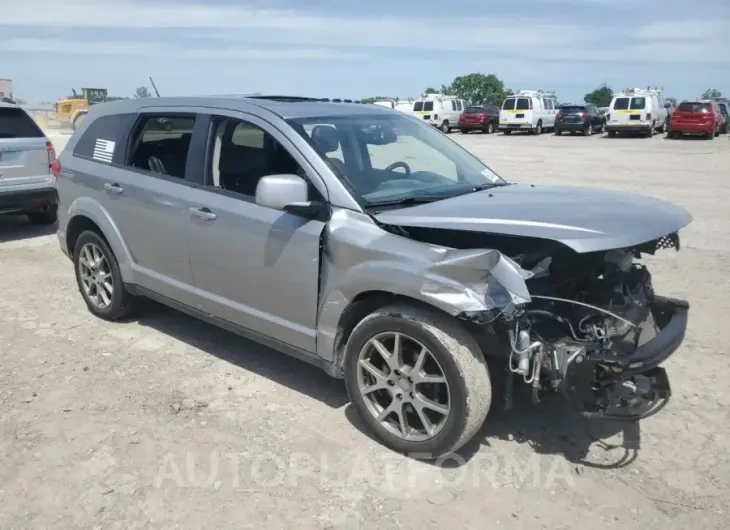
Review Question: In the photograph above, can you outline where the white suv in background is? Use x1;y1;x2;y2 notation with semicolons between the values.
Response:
412;94;468;133
499;90;559;135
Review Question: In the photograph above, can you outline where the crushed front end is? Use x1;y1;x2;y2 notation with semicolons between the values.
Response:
478;232;689;420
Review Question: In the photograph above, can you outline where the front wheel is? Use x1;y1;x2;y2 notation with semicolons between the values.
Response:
344;305;492;459
73;230;138;321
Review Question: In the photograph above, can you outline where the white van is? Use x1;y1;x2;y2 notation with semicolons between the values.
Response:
499;90;559;134
605;88;668;137
412;94;468;133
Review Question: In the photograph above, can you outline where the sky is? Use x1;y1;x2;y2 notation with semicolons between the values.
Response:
2;0;729;105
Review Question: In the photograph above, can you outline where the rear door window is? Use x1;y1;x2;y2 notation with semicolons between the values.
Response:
630;97;646;110
423;101;434;112
465;106;484;114
0;107;45;138
502;98;516;110
613;98;630;110
124;114;196;179
516;98;530;110
413;101;424;111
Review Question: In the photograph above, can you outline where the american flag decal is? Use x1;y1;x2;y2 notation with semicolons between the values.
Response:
92;139;115;163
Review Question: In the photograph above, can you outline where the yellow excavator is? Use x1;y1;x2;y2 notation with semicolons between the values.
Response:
53;88;108;130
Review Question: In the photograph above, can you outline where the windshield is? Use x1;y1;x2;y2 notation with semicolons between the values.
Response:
287;113;507;207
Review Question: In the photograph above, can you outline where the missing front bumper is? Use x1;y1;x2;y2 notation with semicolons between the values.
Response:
562;296;689;420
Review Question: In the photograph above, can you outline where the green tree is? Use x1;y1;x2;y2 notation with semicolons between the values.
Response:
701;88;722;99
134;86;152;98
423;87;438;94
584;83;614;107
443;73;508;106
360;97;376;104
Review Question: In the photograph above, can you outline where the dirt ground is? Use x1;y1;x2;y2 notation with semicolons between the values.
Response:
1;130;729;529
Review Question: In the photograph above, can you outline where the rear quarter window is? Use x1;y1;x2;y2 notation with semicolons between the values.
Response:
423;101;434;112
612;98;630;110
0;106;45;138
73;114;136;161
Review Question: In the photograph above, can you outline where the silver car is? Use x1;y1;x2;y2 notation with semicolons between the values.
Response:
0;101;59;224
56;96;692;458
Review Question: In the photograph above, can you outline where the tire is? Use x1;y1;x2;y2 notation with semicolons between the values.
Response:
667;131;676;139
460;129;468;134
344;304;492;459
554;128;562;136
486;121;495;134
608;130;616;137
440;121;450;133
27;209;57;225
599;122;606;134
73;230;137;321
646;123;654;138
584;123;593;136
535;121;543;135
503;130;512;135
657;122;666;134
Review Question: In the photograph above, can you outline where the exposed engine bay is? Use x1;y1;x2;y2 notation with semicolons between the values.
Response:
388;225;689;421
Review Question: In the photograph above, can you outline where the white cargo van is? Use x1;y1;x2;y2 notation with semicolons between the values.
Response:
412;94;468;133
499;90;559;134
605;88;668;137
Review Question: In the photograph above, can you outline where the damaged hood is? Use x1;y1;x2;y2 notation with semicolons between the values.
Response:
374;184;693;253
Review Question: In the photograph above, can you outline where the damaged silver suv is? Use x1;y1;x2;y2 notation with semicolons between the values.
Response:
56;95;691;458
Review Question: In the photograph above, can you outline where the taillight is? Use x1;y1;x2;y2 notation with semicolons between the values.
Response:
46;141;56;173
646;112;652;120
50;159;62;179
529;101;533;110
433;113;438;120
479;114;487;121
606;113;610;121
580;112;589;119
556;113;562;120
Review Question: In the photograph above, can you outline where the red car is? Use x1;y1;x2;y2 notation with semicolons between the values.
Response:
667;100;722;139
459;105;500;134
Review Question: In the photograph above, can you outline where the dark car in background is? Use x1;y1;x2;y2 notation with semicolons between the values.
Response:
554;104;606;136
716;101;729;134
458;105;500;134
667;100;722;139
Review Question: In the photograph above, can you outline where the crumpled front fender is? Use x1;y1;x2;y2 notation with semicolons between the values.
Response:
315;209;533;365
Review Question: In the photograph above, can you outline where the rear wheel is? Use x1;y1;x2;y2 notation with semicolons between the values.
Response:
584;124;593;136
534;121;543;135
440;121;450;133
599;122;606;134
608;130;617;137
646;123;655;138
460;129;468;134
503;130;512;135
486;121;495;134
73;230;138;321
344;304;492;459
554;128;562;136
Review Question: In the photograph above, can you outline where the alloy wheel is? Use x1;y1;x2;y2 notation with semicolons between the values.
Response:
77;243;114;309
356;331;451;442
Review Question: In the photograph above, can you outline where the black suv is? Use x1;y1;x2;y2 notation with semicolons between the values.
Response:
555;104;606;136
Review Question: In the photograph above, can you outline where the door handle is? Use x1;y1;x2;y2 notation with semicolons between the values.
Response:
189;206;217;221
103;182;123;194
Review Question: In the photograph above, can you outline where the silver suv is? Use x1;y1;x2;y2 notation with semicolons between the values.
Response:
0;101;58;225
56;96;692;458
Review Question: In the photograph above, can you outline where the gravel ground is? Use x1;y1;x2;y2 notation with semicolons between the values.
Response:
1;130;728;529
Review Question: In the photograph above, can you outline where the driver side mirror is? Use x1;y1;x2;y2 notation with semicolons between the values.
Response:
255;174;325;219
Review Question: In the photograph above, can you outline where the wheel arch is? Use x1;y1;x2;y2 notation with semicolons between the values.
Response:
327;290;476;378
64;198;134;282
